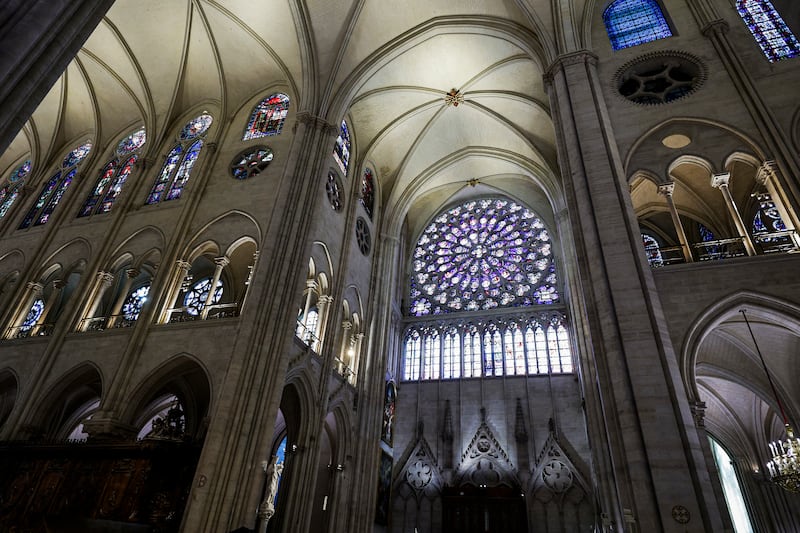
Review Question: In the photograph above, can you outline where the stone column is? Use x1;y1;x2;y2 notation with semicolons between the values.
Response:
545;50;725;532
756;161;800;248
200;256;229;320
33;279;65;334
106;268;139;327
78;271;115;330
315;294;334;352
158;259;191;323
710;172;756;256
338;320;353;377
657;182;694;262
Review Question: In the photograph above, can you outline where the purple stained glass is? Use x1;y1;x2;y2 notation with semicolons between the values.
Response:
179;114;213;141
0;187;20;219
361;168;375;219
9;160;31;183
19;171;61;228
333;120;350;176
603;0;672;51
166;139;203;200
62;142;92;168
116;128;146;156
409;198;559;316
243;94;289;140
737;0;800;62
147;145;183;205
36;168;76;226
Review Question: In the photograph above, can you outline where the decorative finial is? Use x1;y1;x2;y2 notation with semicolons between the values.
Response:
445;88;465;107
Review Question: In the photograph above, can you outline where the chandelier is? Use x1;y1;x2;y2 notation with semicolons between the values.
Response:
740;309;800;492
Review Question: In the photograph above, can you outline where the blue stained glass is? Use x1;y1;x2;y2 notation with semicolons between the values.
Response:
0;187;20;219
642;233;663;267
9;160;31;183
243;94;290;140
20;299;45;332
410;198;558;316
116;128;146;156
333;120;351;176
183;277;223;316
603;0;673;50
272;436;288;505
737;0;800;62
147;145;183;205
36;168;76;225
699;224;715;242
122;283;150;321
62;142;92;168
20;171;61;228
179;114;213;140
166;140;203;200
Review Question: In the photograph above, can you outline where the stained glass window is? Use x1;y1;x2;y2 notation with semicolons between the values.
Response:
183;277;223;316
78;130;145;217
147;115;211;205
243;94;290;140
333;121;351;176
296;307;319;346
231;147;274;179
361;168;375;219
401;315;574;381
123;284;151;321
642;233;664;267
0;160;30;220
709;437;755;533
20;143;91;228
752;193;787;234
20;298;45;332
737;0;800;62
116;128;147;156
603;0;673;50
409;198;558;316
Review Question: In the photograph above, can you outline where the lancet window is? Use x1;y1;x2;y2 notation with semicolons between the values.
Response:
603;0;672;50
333;120;351;176
0;160;31;220
736;0;800;62
20;142;92;228
146;114;212;204
80;128;145;216
243;93;290;140
642;233;664;267
361;168;375;219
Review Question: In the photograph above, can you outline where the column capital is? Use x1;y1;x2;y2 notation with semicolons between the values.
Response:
341;320;353;331
293;111;338;136
26;281;44;294
690;401;707;428
214;256;230;268
176;259;192;271
318;295;334;304
52;279;67;290
543;50;598;86
657;182;676;197
710;172;731;189
701;19;730;39
125;267;140;279
97;271;115;285
755;160;778;185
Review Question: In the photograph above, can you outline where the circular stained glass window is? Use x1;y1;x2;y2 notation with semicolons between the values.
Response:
21;298;45;331
9;160;31;183
356;217;371;255
231;147;274;179
179;114;213;141
116;128;147;156
183;278;223;316
326;171;342;211
63;142;92;168
123;284;151;320
409;198;559;316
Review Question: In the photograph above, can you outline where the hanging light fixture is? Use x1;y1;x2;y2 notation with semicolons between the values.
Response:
740;309;800;492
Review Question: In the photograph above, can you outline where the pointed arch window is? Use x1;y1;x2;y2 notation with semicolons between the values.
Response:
361;167;375;219
737;0;800;62
642;233;664;267
243;93;290;140
603;0;673;50
333;120;351;176
709;437;756;533
80;129;145;217
0;160;31;220
146;114;212;204
20;142;92;228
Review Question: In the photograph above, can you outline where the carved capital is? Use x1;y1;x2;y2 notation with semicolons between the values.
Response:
657;182;676;197
341;320;353;331
755;160;778;186
690;401;707;428
702;19;730;39
543;50;598;87
710;172;731;189
214;256;230;269
52;279;67;290
176;259;192;271
97;271;115;285
125;268;140;279
294;111;338;136
26;281;44;294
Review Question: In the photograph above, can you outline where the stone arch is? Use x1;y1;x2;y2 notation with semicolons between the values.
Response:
123;354;212;441
25;362;103;440
0;369;19;431
107;226;166;269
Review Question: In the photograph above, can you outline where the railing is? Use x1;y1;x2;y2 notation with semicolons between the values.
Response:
295;320;320;352
78;315;138;332
333;357;355;384
166;302;239;323
4;323;55;339
694;237;748;261
656;246;687;266
754;230;799;254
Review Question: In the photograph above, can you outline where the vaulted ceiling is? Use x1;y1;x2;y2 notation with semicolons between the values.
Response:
0;0;605;231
